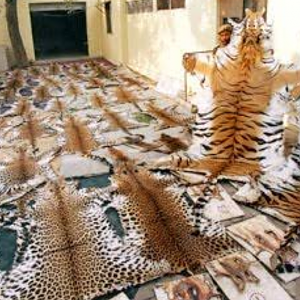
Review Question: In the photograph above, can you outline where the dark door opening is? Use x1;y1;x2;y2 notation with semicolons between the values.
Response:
30;4;88;60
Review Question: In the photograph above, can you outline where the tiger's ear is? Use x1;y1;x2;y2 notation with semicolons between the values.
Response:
259;7;266;17
245;8;252;17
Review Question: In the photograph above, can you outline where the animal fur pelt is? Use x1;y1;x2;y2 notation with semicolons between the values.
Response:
50;98;66;119
48;63;61;76
159;133;189;153
6;76;23;92
71;63;82;73
0;179;179;299
108;146;132;163
109;149;239;270
101;106;133;135
67;70;86;81
87;78;104;89
1;88;15;103
12;69;23;79
115;87;142;111
14;97;31;117
96;65;113;79
0;164;242;300
146;102;193;128
119;74;144;88
90;92;133;135
189;9;300;170
64;116;97;155
19;113;44;149
43;76;61;89
234;138;300;225
91;93;106;109
35;85;51;102
67;83;82;100
29;66;42;78
0;148;38;187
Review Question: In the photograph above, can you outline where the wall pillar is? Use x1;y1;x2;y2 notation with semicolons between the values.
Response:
119;0;128;64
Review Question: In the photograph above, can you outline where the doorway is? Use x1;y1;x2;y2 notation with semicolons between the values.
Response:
30;3;88;60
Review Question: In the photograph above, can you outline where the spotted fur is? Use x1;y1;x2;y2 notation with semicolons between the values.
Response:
0;180;172;300
111;160;239;271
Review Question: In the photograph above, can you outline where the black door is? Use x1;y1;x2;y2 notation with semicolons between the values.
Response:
30;8;88;59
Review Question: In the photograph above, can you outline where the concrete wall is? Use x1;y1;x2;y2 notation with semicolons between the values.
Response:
0;0;102;62
267;0;300;64
125;0;218;81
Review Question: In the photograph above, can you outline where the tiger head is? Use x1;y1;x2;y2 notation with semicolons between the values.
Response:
239;8;267;72
244;8;265;38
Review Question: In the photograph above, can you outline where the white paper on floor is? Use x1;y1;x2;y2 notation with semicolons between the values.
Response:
51;154;110;178
188;184;245;222
228;215;300;283
109;293;130;300
206;252;294;300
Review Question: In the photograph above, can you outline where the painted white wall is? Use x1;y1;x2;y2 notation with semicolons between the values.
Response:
125;0;218;81
101;0;128;65
267;0;300;64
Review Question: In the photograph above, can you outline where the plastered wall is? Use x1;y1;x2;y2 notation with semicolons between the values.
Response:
124;0;218;81
267;0;300;64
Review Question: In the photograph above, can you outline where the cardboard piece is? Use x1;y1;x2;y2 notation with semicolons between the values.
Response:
228;215;300;283
154;273;221;300
51;154;110;178
187;184;245;222
206;252;294;300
